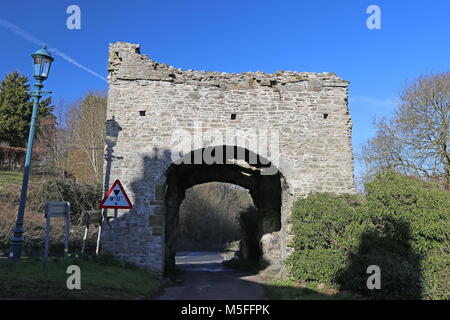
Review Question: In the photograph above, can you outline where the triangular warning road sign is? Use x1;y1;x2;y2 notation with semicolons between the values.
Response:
99;179;133;209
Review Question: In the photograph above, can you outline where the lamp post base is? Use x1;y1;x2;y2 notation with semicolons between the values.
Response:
9;224;24;260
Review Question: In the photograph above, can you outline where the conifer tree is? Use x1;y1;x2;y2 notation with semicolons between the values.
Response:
0;71;53;147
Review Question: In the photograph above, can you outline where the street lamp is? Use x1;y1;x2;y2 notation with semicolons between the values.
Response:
9;46;54;260
32;46;54;81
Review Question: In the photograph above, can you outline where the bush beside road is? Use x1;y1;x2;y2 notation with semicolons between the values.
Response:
287;171;449;300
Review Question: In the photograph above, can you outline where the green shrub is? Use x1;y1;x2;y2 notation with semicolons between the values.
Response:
421;253;450;300
365;171;450;256
289;248;347;284
288;171;449;300
287;193;366;284
337;221;423;299
362;171;450;299
28;178;102;223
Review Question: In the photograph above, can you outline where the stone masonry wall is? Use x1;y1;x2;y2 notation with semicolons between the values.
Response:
101;42;355;274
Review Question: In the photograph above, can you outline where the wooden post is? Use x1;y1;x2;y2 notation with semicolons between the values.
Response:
64;205;70;257
96;209;106;255
81;225;89;254
95;223;102;255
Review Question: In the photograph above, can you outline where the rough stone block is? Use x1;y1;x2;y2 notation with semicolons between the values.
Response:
152;227;163;236
154;205;166;215
149;215;164;227
308;79;323;91
154;184;166;201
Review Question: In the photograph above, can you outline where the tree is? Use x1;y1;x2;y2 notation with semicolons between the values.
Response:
360;71;450;190
33;99;69;177
0;72;53;147
66;91;107;185
177;182;253;247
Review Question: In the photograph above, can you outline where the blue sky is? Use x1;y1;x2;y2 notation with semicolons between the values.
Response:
1;0;449;177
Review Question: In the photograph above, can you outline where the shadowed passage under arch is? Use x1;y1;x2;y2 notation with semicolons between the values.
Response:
164;145;284;271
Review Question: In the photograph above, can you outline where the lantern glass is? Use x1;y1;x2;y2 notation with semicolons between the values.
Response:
33;54;52;80
32;46;53;81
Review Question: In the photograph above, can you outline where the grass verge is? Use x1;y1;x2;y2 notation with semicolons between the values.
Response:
264;279;364;300
0;255;161;299
0;170;42;191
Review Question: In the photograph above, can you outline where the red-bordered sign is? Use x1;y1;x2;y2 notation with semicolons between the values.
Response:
99;179;133;209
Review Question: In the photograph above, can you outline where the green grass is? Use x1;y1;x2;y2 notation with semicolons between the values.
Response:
264;279;364;300
0;170;42;191
0;256;161;299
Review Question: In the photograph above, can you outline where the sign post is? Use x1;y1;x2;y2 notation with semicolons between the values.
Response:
113;208;118;254
99;180;133;256
80;210;102;254
44;201;70;261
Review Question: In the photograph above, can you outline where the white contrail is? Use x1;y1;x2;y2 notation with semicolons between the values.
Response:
0;18;107;82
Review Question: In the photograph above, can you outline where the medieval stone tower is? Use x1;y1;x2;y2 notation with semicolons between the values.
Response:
100;42;355;274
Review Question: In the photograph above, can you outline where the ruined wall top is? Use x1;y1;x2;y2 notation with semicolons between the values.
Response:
108;42;350;89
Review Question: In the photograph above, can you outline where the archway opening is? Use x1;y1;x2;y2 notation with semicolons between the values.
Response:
176;182;252;251
164;145;283;272
175;182;255;270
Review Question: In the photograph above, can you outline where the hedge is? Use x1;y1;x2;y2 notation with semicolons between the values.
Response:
287;171;449;300
27;178;102;223
0;146;26;168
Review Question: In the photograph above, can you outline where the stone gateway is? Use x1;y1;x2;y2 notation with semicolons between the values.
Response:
100;42;355;274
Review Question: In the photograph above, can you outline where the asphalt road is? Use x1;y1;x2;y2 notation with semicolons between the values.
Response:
157;251;265;300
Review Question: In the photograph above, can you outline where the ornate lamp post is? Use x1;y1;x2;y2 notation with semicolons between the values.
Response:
9;46;54;260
